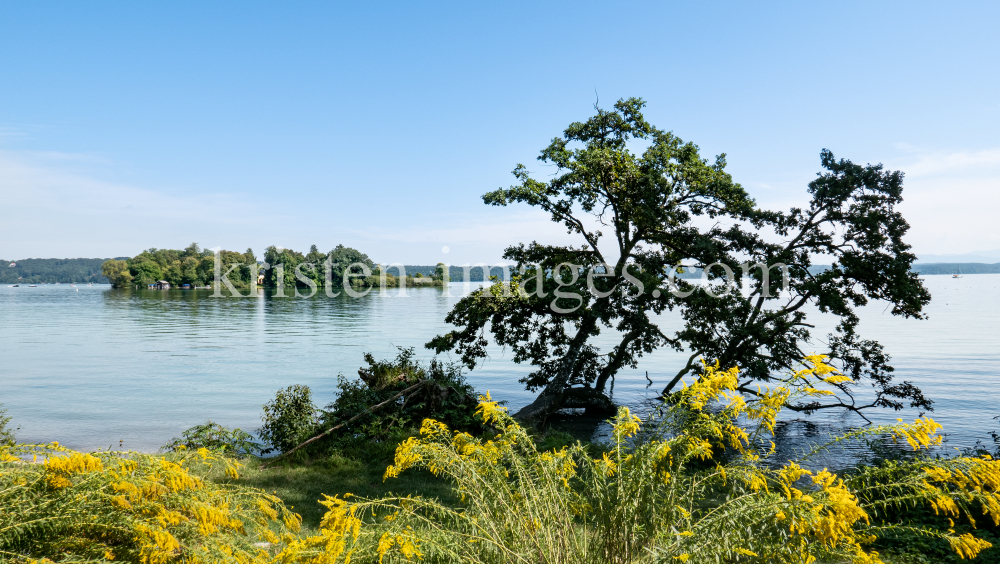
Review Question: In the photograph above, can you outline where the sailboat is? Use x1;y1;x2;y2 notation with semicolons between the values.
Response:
953;265;962;279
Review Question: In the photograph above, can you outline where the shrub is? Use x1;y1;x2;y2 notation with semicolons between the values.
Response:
0;442;300;562
319;347;484;446
162;420;262;457
277;356;999;564
0;404;16;447
259;384;318;455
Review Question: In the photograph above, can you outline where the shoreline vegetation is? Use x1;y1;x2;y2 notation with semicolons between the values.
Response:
98;243;456;291
0;256;1000;288
1;254;997;286
2;352;999;563
0;258;115;285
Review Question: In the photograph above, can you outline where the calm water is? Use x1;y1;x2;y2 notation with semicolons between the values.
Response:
1;276;998;457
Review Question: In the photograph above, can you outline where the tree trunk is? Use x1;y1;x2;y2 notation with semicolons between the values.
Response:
560;387;616;414
593;329;642;393
513;316;598;421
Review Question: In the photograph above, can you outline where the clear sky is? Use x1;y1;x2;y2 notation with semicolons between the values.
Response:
1;1;998;264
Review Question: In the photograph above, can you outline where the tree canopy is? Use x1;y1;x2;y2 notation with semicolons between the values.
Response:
1;258;111;284
427;98;931;421
101;243;438;293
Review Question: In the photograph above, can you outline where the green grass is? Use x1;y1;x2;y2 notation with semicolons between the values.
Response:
209;427;1000;562
226;442;458;533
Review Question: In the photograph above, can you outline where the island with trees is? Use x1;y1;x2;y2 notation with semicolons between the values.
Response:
100;243;451;292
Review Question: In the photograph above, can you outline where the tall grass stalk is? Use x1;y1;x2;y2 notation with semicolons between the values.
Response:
300;356;999;564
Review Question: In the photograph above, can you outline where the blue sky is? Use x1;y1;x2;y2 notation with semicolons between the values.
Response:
1;1;998;264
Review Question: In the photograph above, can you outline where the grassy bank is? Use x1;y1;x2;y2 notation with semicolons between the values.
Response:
3;356;1000;562
234;450;457;534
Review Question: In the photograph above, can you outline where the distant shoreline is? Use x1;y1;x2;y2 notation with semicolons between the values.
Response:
5;258;1000;285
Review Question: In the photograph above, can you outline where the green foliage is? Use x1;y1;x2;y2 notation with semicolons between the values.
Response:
259;384;319;455
433;262;450;282
112;243;224;288
428;97;932;420
100;246;472;292
318;347;484;447
286;358;996;564
261;243;389;292
0;258;112;284
0;443;300;563
402;265;507;282
845;456;1000;563
233;451;459;534
101;258;133;288
162;420;262;457
0;404;16;447
857;415;1000;563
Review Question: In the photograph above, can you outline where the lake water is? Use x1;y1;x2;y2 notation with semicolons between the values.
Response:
1;276;998;459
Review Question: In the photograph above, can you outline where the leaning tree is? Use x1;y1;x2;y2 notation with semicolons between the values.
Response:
427;98;931;421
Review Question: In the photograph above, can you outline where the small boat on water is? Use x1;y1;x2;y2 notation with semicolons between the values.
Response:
8;285;16;287
29;285;37;287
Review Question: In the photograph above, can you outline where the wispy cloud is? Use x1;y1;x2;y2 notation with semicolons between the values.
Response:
893;148;1000;179
887;148;1000;254
0;150;269;259
4;143;999;263
0;149;577;263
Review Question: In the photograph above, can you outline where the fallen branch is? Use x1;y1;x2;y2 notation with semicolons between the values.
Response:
262;379;429;468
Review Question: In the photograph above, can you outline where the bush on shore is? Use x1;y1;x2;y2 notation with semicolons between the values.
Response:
256;348;485;460
0;403;16;447
3;356;998;563
162;420;262;457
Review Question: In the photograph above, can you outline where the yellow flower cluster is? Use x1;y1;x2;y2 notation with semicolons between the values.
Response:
921;456;1000;528
1;443;298;564
44;451;104;489
683;361;739;411
796;354;851;385
275;495;362;563
612;407;641;442
474;391;508;426
892;417;943;450
376;530;422;563
774;462;883;562
950;533;993;560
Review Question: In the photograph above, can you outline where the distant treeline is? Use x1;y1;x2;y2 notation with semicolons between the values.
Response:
808;263;1000;276
912;262;1000;275
0;258;119;284
99;244;450;291
15;252;998;288
397;265;509;282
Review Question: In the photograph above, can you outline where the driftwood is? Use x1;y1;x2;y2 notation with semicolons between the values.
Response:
263;379;430;468
263;371;480;467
